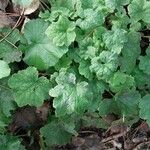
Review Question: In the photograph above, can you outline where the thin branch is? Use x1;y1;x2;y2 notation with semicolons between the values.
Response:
0;34;18;49
0;9;24;43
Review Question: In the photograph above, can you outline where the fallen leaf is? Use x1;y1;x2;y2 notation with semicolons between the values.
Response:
0;11;15;28
0;0;9;11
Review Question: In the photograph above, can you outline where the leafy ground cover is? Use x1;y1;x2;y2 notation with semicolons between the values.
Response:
0;0;150;149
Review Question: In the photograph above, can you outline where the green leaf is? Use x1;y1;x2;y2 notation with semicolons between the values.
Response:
90;51;118;80
139;94;150;125
98;98;118;117
0;78;15;117
116;90;141;117
129;0;150;23
0;134;25;150
49;69;89;116
40;119;73;145
139;55;150;75
120;32;141;73
78;59;93;79
0;29;22;63
23;19;68;70
133;67;150;89
103;27;127;54
82;113;109;129
109;71;135;93
0;60;10;79
46;16;76;46
8;67;50;107
54;55;72;71
76;8;104;31
87;80;106;111
105;0;130;11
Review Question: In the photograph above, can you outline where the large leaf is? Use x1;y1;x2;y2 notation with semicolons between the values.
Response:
120;32;141;73
128;0;150;23
8;67;50;107
49;69;89;117
23;19;68;70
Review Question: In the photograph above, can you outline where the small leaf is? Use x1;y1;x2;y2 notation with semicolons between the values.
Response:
40;119;73;145
139;55;150;75
0;134;25;150
139;94;150;125
0;28;22;63
46;16;76;46
109;71;135;93
90;51;118;80
0;60;10;79
103;27;127;54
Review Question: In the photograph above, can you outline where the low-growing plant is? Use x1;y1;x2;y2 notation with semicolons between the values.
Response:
1;0;150;149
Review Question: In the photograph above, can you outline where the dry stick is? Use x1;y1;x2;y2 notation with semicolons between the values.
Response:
0;9;24;43
2;12;20;16
133;141;150;150
0;34;18;49
101;131;127;143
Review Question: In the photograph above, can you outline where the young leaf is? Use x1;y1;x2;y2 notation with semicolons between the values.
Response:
46;16;76;46
0;60;10;79
23;19;68;70
90;51;118;80
78;59;93;79
109;71;135;93
8;67;50;107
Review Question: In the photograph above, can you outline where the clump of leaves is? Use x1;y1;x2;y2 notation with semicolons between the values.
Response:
1;0;150;149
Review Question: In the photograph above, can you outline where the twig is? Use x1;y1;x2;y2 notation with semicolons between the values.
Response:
0;9;24;43
141;35;150;39
0;34;18;49
101;131;127;143
133;141;150;150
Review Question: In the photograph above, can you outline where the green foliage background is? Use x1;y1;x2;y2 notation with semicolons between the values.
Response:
1;0;150;148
